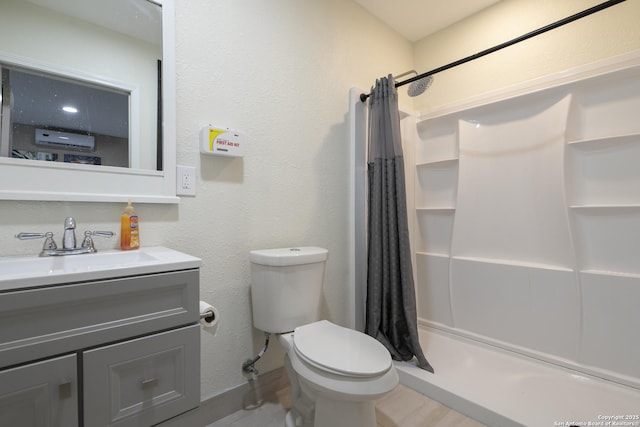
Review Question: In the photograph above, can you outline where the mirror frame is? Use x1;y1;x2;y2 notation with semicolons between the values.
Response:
0;0;178;203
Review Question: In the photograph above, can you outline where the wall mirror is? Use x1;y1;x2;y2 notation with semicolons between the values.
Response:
0;0;177;203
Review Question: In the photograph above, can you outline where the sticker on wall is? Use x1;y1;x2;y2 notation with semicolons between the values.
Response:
200;125;244;157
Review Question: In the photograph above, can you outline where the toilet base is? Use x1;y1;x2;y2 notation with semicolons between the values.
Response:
284;410;298;427
284;396;377;427
314;395;376;427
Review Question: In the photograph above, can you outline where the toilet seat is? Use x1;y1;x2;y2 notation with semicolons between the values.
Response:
279;325;399;403
293;320;391;378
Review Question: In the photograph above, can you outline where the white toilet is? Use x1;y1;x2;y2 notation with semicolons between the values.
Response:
250;247;398;427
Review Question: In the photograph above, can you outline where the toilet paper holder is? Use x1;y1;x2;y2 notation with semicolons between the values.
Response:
200;309;215;321
199;301;219;334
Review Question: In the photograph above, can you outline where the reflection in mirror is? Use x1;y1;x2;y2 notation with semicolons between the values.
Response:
0;0;162;171
2;65;130;168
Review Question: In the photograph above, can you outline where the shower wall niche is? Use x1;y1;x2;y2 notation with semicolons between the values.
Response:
408;55;640;390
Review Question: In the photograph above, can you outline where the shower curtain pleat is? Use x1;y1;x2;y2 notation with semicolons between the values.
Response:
365;76;434;373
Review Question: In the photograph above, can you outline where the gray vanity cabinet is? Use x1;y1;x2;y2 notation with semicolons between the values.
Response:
0;354;78;427
0;268;201;427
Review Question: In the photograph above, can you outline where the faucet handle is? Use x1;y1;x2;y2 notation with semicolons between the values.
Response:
16;232;47;239
16;232;58;250
81;230;114;252
92;231;115;238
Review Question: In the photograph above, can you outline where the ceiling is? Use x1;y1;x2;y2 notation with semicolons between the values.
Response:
354;0;501;42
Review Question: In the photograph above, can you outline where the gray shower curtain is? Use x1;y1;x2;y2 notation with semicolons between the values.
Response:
365;76;434;373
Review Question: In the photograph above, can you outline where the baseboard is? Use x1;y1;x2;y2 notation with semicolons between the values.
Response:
199;367;290;425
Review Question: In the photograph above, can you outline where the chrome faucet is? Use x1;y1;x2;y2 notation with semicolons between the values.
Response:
16;217;113;257
63;217;77;250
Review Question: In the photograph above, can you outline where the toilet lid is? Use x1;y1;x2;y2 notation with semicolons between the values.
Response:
293;320;391;377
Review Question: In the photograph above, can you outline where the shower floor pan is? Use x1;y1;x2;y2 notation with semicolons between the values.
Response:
395;326;640;427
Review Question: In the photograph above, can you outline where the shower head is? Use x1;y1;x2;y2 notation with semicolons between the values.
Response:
393;70;434;98
407;75;433;97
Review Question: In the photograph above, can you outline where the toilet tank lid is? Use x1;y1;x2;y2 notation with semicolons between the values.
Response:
250;247;328;266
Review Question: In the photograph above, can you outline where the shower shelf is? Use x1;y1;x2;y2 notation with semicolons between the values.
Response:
415;251;450;258
416;207;456;212
567;132;640;146
580;269;640;279
416;158;459;167
566;130;640;207
451;255;575;272
569;204;640;209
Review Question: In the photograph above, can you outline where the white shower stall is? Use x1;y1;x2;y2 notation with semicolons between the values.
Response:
349;51;640;426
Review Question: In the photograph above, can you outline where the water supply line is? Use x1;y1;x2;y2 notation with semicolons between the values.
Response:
242;332;270;374
241;332;270;410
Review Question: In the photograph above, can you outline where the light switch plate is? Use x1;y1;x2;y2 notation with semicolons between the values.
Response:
176;165;197;196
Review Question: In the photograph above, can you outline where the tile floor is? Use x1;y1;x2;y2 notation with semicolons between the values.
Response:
206;384;486;427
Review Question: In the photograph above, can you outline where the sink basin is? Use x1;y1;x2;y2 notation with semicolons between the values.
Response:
0;246;201;291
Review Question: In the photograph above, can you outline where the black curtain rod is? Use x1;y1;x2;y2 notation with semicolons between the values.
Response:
360;0;626;103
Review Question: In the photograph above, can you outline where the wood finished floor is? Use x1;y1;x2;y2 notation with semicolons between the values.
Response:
207;384;486;427
376;385;486;427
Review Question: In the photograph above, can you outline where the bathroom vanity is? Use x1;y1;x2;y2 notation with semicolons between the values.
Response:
0;247;201;427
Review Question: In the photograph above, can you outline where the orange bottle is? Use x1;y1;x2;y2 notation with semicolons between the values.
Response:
120;200;140;250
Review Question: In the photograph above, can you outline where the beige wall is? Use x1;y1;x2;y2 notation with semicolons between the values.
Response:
1;0;638;401
411;0;640;111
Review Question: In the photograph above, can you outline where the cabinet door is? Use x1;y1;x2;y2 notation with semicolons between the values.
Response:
83;324;200;427
0;354;78;427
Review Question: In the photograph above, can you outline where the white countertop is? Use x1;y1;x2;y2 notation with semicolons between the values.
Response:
0;246;201;291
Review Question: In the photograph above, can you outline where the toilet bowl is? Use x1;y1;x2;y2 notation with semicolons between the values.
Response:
249;247;398;427
279;321;398;427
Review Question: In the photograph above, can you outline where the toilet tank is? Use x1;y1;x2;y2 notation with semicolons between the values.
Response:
250;247;328;334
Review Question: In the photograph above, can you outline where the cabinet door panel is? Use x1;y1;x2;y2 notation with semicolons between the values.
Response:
83;324;199;427
0;354;77;427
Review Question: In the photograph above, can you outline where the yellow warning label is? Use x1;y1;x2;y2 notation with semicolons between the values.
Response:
208;129;226;151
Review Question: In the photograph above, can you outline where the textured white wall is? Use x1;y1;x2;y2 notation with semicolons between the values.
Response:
411;0;640;111
0;0;412;400
174;0;413;398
